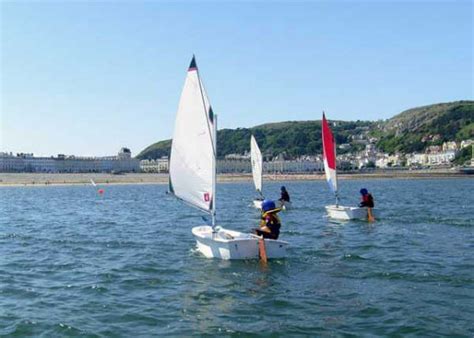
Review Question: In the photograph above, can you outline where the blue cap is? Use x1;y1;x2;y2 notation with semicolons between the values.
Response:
360;188;368;195
262;199;276;212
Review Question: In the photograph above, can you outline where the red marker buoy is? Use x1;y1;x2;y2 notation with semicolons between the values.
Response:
98;189;104;195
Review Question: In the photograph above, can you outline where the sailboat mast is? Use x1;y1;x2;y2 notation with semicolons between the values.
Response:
334;135;339;207
193;55;217;225
211;114;217;229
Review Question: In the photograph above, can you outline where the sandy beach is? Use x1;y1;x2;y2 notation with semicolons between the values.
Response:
0;170;470;187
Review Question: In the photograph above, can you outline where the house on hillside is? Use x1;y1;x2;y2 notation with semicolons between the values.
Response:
442;141;458;152
460;139;474;149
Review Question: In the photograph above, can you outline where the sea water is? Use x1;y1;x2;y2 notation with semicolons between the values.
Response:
0;178;473;336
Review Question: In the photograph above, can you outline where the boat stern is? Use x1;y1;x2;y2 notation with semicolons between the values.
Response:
325;205;379;221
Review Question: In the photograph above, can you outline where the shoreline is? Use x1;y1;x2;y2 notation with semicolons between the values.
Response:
0;171;471;187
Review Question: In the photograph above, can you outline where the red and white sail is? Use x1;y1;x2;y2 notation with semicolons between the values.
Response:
322;112;338;195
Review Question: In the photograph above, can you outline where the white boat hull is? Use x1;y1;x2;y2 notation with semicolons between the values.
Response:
192;225;288;260
325;205;379;221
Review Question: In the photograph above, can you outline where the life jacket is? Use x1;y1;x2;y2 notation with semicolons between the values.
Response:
361;194;374;207
260;208;282;234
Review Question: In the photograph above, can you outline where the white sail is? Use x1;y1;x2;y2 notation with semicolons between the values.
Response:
169;57;216;213
250;135;263;194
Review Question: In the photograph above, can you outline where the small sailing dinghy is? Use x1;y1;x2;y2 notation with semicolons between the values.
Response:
250;136;291;210
250;135;264;209
169;56;288;260
322;112;378;221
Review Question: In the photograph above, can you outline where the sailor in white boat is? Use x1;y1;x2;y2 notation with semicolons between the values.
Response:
279;186;290;204
253;200;282;240
359;188;375;208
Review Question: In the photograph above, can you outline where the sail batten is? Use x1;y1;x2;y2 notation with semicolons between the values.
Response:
322;113;338;195
250;135;263;194
169;57;215;213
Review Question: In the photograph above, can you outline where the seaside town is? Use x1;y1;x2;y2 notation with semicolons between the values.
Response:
2;138;473;175
1;1;473;337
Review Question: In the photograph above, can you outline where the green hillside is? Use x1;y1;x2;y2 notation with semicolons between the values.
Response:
218;120;375;159
374;100;473;153
137;100;474;160
137;139;171;160
137;120;373;160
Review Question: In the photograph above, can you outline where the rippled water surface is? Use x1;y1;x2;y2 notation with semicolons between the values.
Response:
1;178;473;336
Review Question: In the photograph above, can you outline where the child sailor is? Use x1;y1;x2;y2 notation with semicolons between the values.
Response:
254;200;282;240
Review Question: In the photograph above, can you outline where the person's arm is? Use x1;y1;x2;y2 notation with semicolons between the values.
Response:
259;216;272;233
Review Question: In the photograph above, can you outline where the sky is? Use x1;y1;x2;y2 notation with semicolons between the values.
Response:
1;0;472;157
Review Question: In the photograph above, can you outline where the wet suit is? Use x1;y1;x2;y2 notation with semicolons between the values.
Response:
280;191;290;203
254;209;282;240
359;193;374;208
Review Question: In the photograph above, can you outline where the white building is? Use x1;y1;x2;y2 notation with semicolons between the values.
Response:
215;157;323;174
460;139;474;149
442;141;458;152
376;155;390;168
406;150;456;167
224;153;250;160
336;153;359;170
140;157;169;173
406;153;428;166
263;159;323;173
217;159;251;173
0;148;140;173
426;150;456;165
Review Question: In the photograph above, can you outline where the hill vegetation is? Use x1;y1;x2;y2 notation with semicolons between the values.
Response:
454;145;473;165
373;101;474;154
137;120;373;160
137;100;474;160
137;140;171;160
